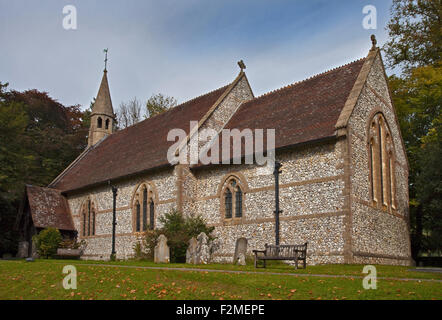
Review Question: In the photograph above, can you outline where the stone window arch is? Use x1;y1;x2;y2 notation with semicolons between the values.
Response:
80;198;96;237
220;175;246;220
97;117;102;128
132;182;157;233
105;118;110;130
368;112;396;210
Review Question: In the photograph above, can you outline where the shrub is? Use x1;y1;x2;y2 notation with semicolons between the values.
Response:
32;227;62;258
59;239;84;249
139;210;215;263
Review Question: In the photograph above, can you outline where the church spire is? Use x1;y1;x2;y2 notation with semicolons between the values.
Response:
88;50;116;147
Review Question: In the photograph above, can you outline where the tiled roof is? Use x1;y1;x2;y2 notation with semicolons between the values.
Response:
193;58;366;166
52;84;231;192
227;58;365;148
26;185;75;231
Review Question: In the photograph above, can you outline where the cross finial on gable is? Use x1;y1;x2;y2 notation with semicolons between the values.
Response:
103;48;109;72
237;60;246;72
370;35;377;50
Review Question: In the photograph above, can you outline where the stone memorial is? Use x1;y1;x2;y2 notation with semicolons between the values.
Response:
186;237;198;264
233;238;248;265
196;232;211;264
17;241;29;258
154;234;170;263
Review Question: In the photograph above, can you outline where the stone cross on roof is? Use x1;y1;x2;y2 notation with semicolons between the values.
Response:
104;48;109;72
237;60;246;72
370;35;377;50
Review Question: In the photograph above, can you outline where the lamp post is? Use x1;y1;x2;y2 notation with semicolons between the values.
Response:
109;181;118;261
273;161;283;245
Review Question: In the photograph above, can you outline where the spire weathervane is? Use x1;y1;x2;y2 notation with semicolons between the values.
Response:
237;60;246;72
103;48;109;72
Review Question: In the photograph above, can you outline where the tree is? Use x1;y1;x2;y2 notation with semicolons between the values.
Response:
389;64;442;258
383;0;442;72
116;97;142;129
145;93;177;118
384;1;442;260
0;82;89;256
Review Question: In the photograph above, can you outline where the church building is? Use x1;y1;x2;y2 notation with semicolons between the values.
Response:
18;37;412;265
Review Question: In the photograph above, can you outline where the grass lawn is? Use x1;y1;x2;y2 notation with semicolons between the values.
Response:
0;259;440;300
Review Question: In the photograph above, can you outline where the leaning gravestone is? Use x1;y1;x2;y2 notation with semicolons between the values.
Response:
196;232;211;264
233;238;248;265
186;237;198;264
154;234;170;263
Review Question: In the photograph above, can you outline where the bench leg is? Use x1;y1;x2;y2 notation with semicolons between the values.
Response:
294;252;298;270
254;256;257;268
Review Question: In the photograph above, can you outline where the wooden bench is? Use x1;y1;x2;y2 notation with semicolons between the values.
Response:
253;243;308;269
55;248;82;259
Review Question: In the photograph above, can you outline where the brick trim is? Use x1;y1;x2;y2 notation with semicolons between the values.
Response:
208;210;346;227
342;129;353;264
192;175;345;202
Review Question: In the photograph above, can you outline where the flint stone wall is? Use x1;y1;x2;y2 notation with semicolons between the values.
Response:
192;141;347;265
67;168;176;260
347;52;411;265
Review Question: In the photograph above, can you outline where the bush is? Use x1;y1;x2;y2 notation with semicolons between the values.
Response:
59;239;86;250
32;227;62;258
139;210;215;263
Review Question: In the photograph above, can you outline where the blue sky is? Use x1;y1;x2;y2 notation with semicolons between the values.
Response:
0;0;393;110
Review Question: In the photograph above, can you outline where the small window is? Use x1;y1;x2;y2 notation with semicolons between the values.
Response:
105;119;110;130
97;117;102;128
149;200;155;230
133;183;156;232
135;200;141;232
81;199;96;237
225;189;232;219
222;177;245;220
235;188;243;218
142;188;148;231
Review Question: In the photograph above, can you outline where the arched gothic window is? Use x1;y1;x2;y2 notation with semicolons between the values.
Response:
135;200;141;232
368;113;396;210
149;200;155;230
97;117;102;128
105;119;110;130
222;177;244;219
133;183;156;232
81;199;96;237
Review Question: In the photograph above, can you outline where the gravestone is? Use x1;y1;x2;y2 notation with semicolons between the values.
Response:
196;232;211;264
154;234;170;263
233;238;248;265
186;237;198;264
237;253;246;266
17;241;29;258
